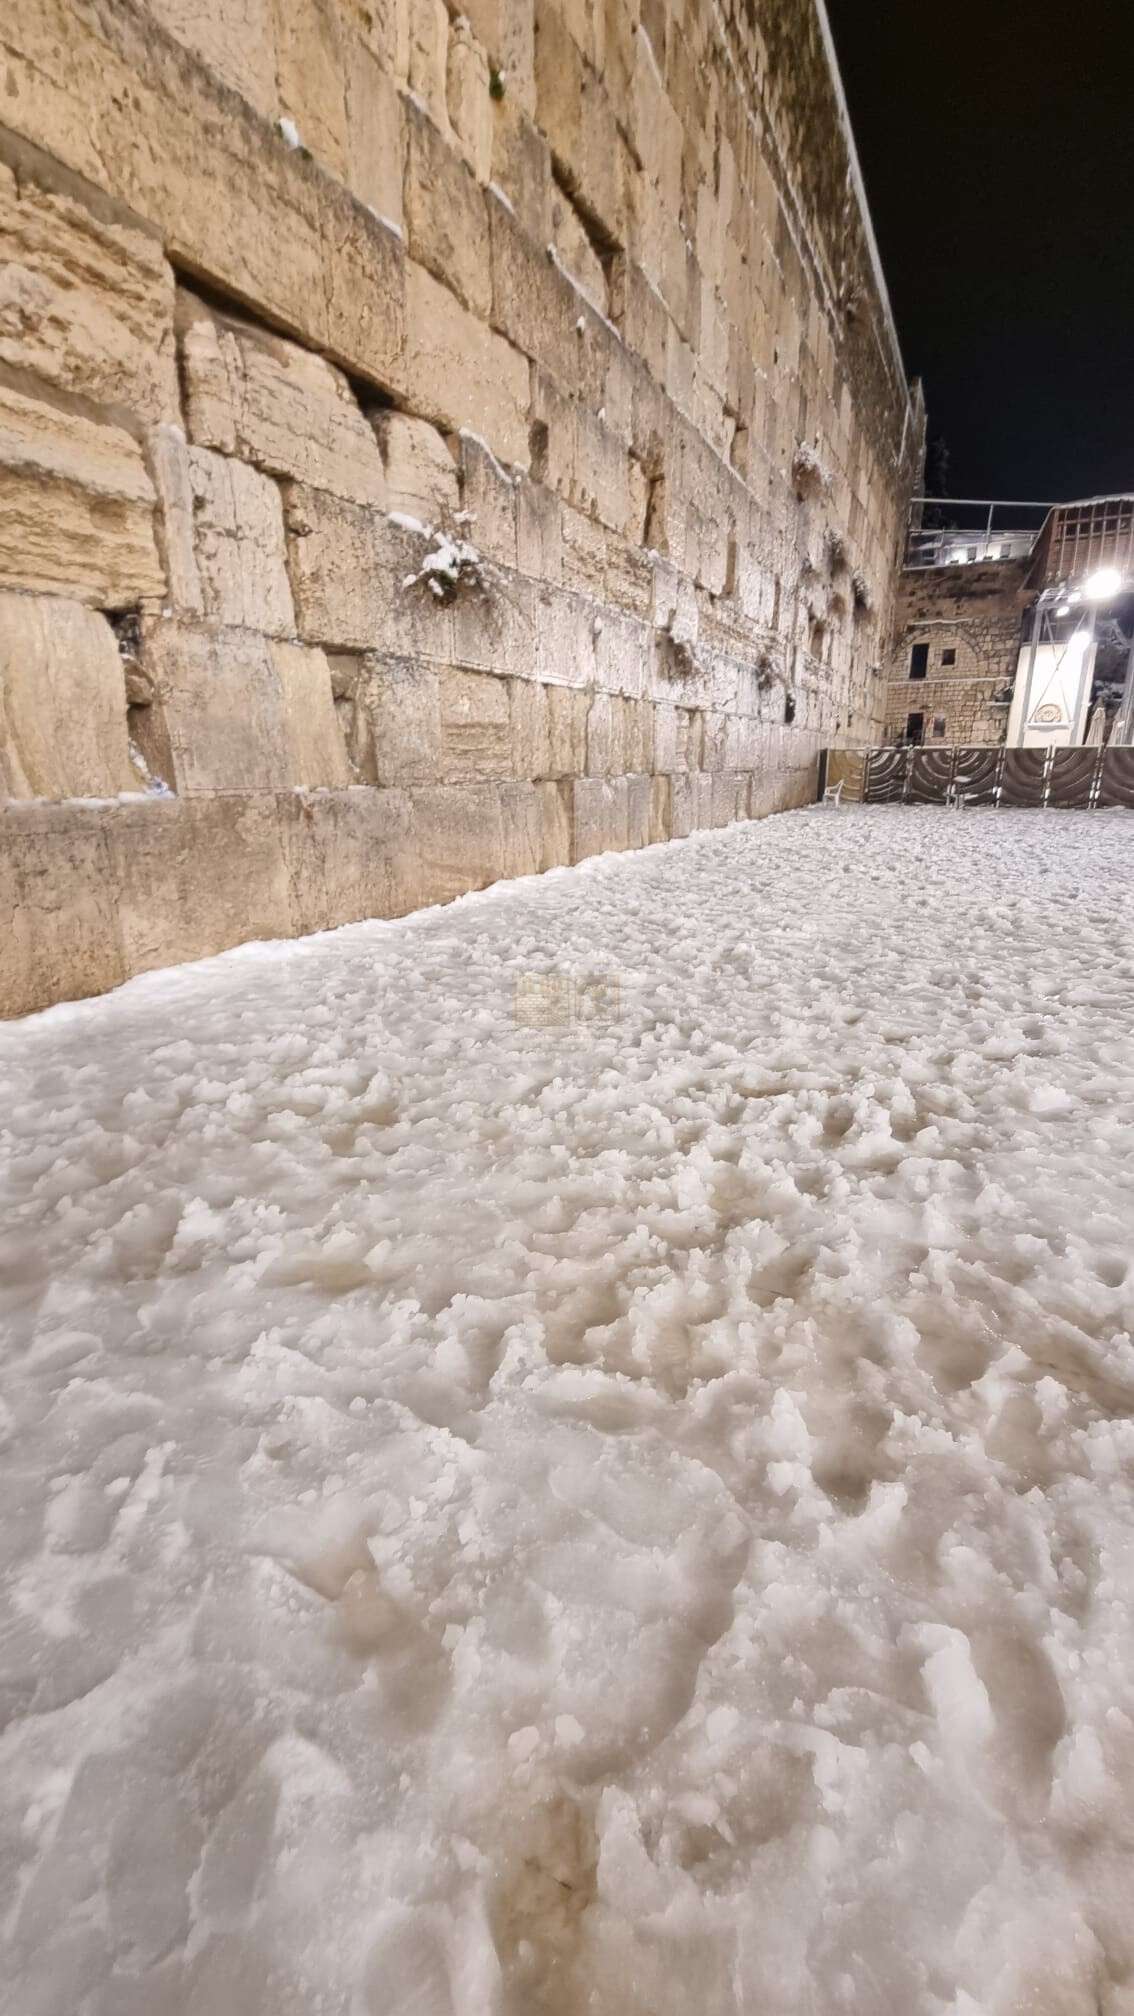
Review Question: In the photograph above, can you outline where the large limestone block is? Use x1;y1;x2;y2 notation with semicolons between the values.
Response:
407;0;452;135
499;779;541;878
2;0;323;344
622;695;652;773
648;771;670;843
410;782;504;904
319;178;406;390
0;594;135;801
603;534;652;619
345;34;404;230
403;263;529;471
665;320;695;417
440;667;511;779
536;587;596;689
148;425;205;617
272;642;353;788
537;777;571;867
669;769;712;837
452;578;537;680
353;656;441;785
277;783;418;931
0;161;178;425
458;434;518;569
283;484;455;657
373;412;459;524
405;101;492;320
551;188;608;316
572;408;631;533
572;775;628;860
497;0;536;112
0;804;125;1015
609;256;668;386
711;771;750;828
530;371;577;503
490;98;552;245
338;0;410;78
489;196;588;397
627;174;698;343
702;708;729;774
652;700;679;772
106;792;293;975
508;677;550;777
2;0;405;393
143;623;292;795
585;689;613;775
626;770;651;850
458;0;535;110
516;476;563;583
561;503;607;597
447;18;493;182
271;0;348;177
546;683;588;774
0;383;163;607
178;297;387;507
627;25;683;214
594;608;647;699
533;0;624;243
187;447;295;635
675;707;704;771
559;0;604;68
602;335;636;448
144;0;279;118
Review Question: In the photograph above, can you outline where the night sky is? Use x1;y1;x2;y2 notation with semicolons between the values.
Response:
825;1;1134;508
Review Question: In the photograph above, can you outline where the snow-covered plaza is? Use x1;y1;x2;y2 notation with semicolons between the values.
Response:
3;806;1134;2016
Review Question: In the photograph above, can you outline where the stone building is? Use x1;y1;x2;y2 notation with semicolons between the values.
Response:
0;0;923;1014
885;558;1030;746
885;497;1134;749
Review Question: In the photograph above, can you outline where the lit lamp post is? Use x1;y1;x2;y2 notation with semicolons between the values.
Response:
1013;566;1126;747
1082;569;1134;748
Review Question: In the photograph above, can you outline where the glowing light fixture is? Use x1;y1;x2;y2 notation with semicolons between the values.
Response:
1084;567;1122;602
1055;603;1071;616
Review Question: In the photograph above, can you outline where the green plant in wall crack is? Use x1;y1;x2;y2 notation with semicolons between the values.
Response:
490;68;506;100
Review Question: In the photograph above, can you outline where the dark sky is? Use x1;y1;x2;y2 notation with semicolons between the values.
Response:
825;1;1134;507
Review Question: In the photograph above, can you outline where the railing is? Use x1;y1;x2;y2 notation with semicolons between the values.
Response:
905;498;1054;571
819;745;1134;809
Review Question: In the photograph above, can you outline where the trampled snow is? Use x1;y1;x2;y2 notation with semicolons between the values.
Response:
2;807;1134;2016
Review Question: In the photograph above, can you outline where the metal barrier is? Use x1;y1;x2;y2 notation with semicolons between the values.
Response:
818;747;1134;809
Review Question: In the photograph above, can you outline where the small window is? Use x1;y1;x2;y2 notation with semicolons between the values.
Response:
905;711;925;745
941;647;956;666
932;717;947;739
909;643;929;680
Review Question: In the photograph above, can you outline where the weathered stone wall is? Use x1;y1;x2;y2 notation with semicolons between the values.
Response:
0;0;921;1014
885;561;1030;746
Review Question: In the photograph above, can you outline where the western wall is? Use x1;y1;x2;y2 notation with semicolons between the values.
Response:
0;0;924;1014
